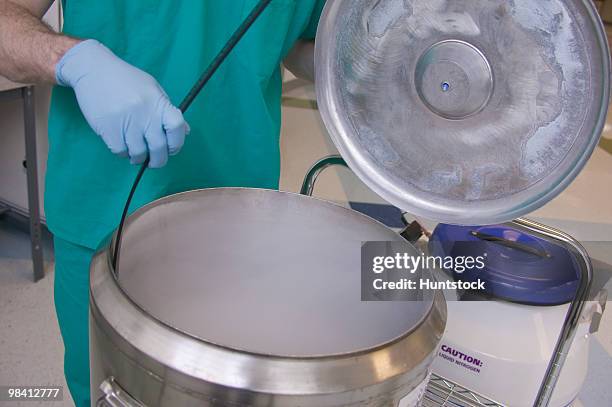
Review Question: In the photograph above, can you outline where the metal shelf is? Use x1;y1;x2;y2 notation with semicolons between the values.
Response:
423;374;504;407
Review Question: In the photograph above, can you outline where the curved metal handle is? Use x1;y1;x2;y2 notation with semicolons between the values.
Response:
510;218;593;407
470;230;551;258
300;155;348;196
300;156;423;242
96;377;145;407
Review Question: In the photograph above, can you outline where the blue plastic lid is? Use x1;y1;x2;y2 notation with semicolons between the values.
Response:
429;224;579;305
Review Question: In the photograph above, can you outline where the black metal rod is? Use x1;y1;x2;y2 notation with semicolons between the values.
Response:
111;159;148;270
112;0;273;270
178;0;273;113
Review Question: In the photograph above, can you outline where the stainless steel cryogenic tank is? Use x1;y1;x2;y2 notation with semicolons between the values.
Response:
90;189;446;406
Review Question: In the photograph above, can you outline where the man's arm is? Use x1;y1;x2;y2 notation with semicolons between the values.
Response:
284;40;315;82
0;0;189;168
0;0;78;84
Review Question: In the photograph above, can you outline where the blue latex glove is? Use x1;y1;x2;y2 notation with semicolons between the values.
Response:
55;40;189;168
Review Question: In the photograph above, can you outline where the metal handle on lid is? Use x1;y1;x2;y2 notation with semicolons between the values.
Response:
470;230;552;258
111;0;274;272
300;155;424;243
300;155;348;197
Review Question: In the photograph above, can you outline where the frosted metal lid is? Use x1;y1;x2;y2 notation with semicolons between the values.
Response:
116;189;434;357
315;0;610;225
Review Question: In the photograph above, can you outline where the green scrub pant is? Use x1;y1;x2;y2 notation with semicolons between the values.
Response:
53;237;94;407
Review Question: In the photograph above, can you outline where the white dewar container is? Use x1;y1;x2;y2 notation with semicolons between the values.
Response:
433;299;604;406
427;221;605;406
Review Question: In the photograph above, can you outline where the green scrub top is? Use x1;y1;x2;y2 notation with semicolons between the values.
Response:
46;0;325;250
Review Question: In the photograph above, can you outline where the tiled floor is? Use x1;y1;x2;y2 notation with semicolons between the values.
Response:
0;221;72;407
